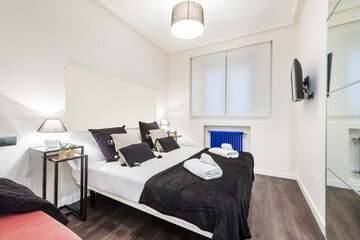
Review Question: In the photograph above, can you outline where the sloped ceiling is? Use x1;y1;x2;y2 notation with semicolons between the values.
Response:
97;0;301;53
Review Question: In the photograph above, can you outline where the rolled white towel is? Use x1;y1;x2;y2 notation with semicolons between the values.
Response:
221;143;234;151
209;147;239;158
183;158;223;180
200;153;219;167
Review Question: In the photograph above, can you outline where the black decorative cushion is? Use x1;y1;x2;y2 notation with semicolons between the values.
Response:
156;137;180;153
89;126;127;162
119;143;156;167
139;121;159;149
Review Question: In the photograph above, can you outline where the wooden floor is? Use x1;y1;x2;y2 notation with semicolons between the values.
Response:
65;174;324;240
326;186;360;240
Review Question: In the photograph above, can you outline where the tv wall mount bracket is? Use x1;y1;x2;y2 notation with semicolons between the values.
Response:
303;76;314;99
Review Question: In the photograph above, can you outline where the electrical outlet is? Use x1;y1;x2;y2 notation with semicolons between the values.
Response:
0;136;17;147
25;169;31;177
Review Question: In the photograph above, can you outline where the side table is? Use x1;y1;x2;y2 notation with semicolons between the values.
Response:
28;145;84;199
28;144;87;221
47;153;88;221
166;132;183;142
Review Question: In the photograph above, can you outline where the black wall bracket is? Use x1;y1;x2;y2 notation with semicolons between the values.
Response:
303;76;314;99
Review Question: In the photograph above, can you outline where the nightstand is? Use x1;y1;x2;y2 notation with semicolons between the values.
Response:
47;153;88;221
28;144;84;199
166;132;183;142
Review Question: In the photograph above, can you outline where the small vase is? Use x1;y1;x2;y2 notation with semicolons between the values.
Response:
59;150;67;159
68;149;75;158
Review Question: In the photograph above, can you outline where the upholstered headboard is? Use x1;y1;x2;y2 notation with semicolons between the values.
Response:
65;65;156;132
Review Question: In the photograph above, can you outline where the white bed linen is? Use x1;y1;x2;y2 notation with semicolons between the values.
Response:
72;146;203;203
71;145;213;236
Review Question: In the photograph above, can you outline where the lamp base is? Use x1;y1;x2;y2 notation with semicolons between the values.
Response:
160;126;168;131
44;139;60;148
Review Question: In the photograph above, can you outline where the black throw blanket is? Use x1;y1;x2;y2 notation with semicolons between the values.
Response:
139;148;254;240
0;178;69;225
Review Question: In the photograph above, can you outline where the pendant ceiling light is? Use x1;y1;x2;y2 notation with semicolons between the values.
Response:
171;1;204;39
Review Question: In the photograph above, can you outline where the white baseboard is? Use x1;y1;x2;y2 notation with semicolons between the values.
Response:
327;178;360;190
58;192;80;207
255;169;325;237
254;168;297;180
295;176;325;236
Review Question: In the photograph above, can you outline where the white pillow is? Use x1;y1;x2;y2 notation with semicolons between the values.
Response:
111;133;140;165
149;128;167;150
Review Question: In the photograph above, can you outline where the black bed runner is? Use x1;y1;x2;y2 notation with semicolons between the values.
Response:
139;148;254;240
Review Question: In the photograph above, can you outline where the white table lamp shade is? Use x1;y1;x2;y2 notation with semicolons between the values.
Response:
37;119;67;133
37;119;67;148
160;119;170;127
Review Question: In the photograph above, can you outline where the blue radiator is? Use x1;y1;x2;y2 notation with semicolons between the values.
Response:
210;131;245;151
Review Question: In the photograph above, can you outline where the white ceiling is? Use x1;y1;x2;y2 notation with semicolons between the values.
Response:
329;0;360;13
96;0;300;54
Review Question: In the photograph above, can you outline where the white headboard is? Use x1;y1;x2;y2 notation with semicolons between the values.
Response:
65;65;156;132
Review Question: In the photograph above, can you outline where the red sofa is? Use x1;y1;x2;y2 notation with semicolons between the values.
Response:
0;211;80;240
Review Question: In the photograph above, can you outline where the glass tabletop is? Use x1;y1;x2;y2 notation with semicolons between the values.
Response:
47;153;87;162
28;144;83;153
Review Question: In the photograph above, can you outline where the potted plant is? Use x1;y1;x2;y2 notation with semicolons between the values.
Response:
59;143;67;159
68;145;76;158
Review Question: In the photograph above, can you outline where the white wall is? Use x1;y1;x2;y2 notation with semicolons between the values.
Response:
168;25;299;179
0;0;168;205
296;0;327;234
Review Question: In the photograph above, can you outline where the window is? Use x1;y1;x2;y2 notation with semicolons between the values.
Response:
191;41;271;117
191;52;226;116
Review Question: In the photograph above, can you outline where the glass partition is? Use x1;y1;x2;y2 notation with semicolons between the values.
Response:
326;0;360;239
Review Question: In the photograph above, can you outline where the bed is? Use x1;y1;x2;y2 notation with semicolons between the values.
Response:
65;67;254;239
71;145;254;240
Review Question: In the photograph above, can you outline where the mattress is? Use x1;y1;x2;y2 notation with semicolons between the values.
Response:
72;146;203;203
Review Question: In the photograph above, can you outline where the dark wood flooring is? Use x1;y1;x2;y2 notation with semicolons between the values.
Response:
326;186;360;240
65;174;324;240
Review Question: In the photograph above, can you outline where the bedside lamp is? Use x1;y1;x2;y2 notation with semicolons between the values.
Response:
159;119;170;132
37;119;67;148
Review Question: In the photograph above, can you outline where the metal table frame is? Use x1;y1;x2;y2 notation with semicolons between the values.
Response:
47;153;88;221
